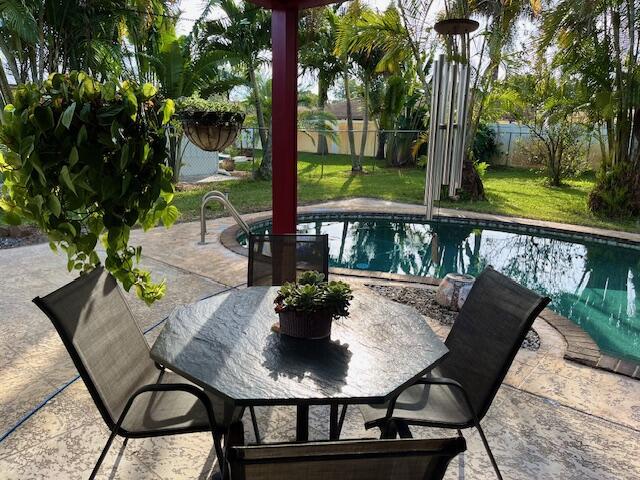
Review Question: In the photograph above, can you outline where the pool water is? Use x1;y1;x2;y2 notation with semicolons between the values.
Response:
244;217;640;363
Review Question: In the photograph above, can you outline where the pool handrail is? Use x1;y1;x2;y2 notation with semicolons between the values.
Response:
200;191;251;244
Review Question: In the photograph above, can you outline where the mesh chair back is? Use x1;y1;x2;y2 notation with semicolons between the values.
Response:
440;266;550;420
247;234;329;286
33;267;157;427
229;437;465;480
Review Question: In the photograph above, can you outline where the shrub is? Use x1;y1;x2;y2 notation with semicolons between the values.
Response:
589;163;640;217
472;123;499;164
0;72;177;304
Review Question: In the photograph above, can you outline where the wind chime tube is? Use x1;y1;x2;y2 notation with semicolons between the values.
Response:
424;57;442;219
449;63;467;196
442;63;458;187
433;58;449;202
455;63;470;191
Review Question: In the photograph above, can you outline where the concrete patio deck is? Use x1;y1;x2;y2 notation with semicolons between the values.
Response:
1;199;639;479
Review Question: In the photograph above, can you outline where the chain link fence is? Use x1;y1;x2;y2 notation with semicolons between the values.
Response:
175;124;603;182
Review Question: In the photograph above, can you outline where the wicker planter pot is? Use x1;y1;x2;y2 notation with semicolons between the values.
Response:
278;310;333;340
179;111;245;152
221;157;236;171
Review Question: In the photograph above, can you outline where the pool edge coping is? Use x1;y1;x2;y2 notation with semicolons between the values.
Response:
218;207;640;380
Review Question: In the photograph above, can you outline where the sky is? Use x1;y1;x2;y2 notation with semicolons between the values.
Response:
177;0;393;34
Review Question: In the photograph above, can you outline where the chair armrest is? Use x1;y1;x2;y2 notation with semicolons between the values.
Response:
413;376;465;390
385;376;478;422
116;382;219;434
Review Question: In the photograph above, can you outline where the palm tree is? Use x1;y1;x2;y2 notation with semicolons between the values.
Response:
334;1;371;172
133;13;243;182
539;0;640;216
299;6;342;155
198;0;272;178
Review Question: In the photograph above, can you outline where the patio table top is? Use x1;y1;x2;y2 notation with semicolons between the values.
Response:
150;286;448;407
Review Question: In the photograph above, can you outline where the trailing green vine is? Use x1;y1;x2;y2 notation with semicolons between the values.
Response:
0;72;177;304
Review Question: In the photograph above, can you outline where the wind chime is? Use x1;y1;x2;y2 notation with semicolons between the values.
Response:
424;18;478;220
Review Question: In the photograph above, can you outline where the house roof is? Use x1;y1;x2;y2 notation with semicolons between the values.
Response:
325;99;366;120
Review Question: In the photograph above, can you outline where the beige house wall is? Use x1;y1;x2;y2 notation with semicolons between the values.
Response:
297;120;379;157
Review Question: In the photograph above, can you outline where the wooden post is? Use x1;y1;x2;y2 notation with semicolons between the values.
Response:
271;8;298;235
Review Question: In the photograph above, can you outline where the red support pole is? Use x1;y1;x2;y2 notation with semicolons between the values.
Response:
271;8;298;234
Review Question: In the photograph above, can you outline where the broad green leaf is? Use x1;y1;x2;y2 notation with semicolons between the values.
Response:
142;144;151;163
77;125;88;145
120;143;130;170
30;152;47;186
69;146;79;167
77;233;98;253
59;165;77;195
161;99;175;125
141;83;157;100
160;205;179;228
59;222;77;237
3;210;22;225
79;103;91;122
87;216;104;237
103;81;116;101
48;194;61;217
61;102;76;129
32;106;54;131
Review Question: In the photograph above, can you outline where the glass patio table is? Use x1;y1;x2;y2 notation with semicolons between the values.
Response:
150;286;448;441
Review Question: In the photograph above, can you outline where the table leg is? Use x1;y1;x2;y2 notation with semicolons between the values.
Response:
296;405;309;441
329;404;339;440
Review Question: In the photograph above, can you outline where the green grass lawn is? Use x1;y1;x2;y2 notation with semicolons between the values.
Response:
174;152;639;233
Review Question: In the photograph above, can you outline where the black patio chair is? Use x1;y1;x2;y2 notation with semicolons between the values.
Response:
228;437;465;480
358;266;550;480
247;233;329;286
33;267;248;479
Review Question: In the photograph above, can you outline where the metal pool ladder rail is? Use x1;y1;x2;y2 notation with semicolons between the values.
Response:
200;191;251;244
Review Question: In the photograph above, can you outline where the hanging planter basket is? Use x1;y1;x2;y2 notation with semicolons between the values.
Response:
179;111;246;152
434;18;479;36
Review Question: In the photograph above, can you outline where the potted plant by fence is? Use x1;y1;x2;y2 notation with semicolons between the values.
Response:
176;96;245;152
274;271;354;339
0;72;177;304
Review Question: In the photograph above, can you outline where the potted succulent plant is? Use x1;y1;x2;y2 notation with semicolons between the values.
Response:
274;271;353;340
176;96;245;152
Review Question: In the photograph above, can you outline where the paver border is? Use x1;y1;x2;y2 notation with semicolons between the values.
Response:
219;207;640;380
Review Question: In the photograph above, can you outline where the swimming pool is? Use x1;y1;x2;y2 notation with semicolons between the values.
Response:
241;215;640;363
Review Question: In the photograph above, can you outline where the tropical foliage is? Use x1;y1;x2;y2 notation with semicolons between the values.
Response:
0;72;176;304
539;0;640;216
493;65;589;186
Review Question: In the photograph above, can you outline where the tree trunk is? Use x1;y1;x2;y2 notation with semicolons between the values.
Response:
258;135;273;180
343;68;358;171
375;124;386;159
249;67;272;179
460;157;485;201
357;78;369;170
168;133;183;183
0;63;13;106
317;77;329;155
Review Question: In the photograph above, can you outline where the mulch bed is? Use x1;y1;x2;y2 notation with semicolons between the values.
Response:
0;225;47;249
367;284;540;351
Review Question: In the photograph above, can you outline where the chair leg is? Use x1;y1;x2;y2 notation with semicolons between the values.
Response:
249;406;261;444
89;428;120;480
396;420;413;439
475;421;503;480
379;420;398;439
336;404;348;438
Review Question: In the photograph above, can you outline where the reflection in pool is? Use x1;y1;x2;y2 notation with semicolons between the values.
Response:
243;217;640;363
